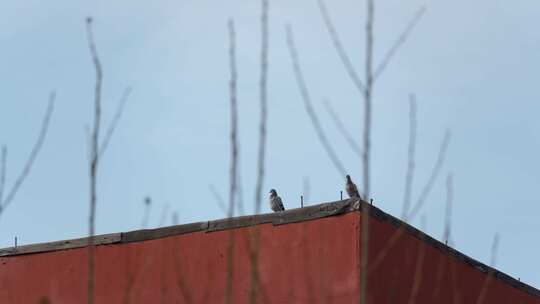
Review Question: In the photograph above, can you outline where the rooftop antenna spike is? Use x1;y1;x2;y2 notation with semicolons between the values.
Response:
340;191;343;200
301;195;304;208
14;236;17;249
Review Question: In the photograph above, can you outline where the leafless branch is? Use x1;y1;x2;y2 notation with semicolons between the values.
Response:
86;16;103;304
490;233;500;267
401;94;417;219
407;129;451;220
317;0;365;93
0;146;7;207
475;233;500;304
141;196;152;228
323;99;363;158
98;86;132;159
407;217;427;304
302;176;310;202
373;6;426;80
171;211;179;225
360;0;374;302
236;162;245;215
209;184;228;215
249;1;269;302
443;173;453;244
225;18;238;304
254;0;269;215
0;93;55;216
228;18;239;220
286;25;347;176
158;203;170;227
370;130;451;274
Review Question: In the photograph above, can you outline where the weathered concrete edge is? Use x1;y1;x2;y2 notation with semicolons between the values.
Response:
0;233;121;257
0;199;538;298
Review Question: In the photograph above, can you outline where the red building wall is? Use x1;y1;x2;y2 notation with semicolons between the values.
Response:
1;207;538;303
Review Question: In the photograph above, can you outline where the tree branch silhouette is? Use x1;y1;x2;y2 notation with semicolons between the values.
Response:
0;93;55;218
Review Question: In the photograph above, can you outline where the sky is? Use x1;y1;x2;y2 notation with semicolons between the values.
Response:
1;0;539;288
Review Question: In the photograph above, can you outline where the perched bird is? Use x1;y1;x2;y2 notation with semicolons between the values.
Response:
345;175;361;199
269;189;285;212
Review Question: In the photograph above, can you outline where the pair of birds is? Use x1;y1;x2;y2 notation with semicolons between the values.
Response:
268;175;361;212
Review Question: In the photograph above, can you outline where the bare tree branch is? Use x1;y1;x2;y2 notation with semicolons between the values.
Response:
249;1;269;302
171;211;179;225
363;0;374;200
302;176;310;202
317;0;365;93
228;18;239;221
370;130;451;274
360;0;374;302
323;99;363;158
443;173;453;244
401;94;417;219
373;6;426;81
86;16;103;304
286;25;347;176
254;0;269;215
141;196;152;228
236;161;245;215
475;233;500;304
225;18;238;304
407;217;427;304
158;203;170;227
0;93;55;215
0;146;7;207
98;86;132;159
407;129;451;220
209;184;228;215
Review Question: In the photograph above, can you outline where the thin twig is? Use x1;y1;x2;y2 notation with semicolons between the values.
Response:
171;211;179;225
285;25;347;176
225;18;238;304
317;0;365;93
209;184;228;215
158;203;170;227
407;129;451;220
99;86;132;158
401;94;417;219
323;99;363;158
302;176;310;202
363;0;374;200
254;0;269;216
360;0;374;302
228;17;239;221
369;130;451;273
443;173;453;244
373;6;426;81
141;196;152;228
0;93;55;216
407;217;427;304
86;16;103;304
236;162;245;215
249;1;269;302
0;146;7;208
475;234;500;304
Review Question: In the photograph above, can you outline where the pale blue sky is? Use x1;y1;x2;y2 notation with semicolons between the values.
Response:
1;0;539;288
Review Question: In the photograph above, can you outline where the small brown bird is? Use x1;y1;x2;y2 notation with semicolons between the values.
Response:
345;175;361;199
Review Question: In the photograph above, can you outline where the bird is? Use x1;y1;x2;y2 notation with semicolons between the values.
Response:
345;175;361;199
269;189;285;212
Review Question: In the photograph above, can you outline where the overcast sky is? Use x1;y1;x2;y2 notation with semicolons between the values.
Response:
1;0;539;288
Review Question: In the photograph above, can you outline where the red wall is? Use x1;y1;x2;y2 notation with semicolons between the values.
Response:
1;211;538;303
